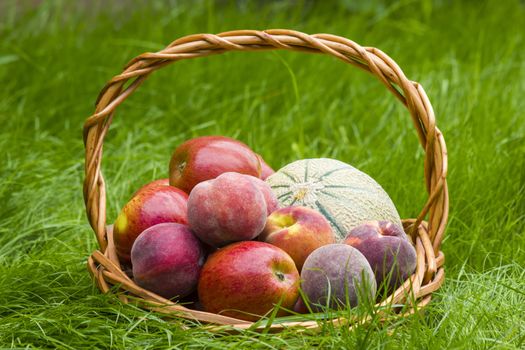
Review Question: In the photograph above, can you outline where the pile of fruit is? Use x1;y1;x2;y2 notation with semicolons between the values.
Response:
113;136;417;321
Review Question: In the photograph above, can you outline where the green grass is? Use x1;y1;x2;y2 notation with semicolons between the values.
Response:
1;0;524;348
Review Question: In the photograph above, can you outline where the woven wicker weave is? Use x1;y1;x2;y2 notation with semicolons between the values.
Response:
83;29;448;332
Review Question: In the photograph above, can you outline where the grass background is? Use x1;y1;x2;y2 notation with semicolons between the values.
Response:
0;0;524;348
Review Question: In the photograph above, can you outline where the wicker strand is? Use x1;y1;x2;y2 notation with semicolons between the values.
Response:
83;30;448;332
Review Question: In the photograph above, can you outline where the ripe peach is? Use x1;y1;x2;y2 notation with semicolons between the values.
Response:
301;244;376;311
113;186;188;263
131;223;205;299
259;206;336;271
187;172;268;247
247;175;279;215
343;221;417;293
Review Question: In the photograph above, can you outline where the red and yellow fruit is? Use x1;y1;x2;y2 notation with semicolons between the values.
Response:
259;206;335;271
198;241;300;321
169;136;261;193
113;186;188;263
132;178;170;197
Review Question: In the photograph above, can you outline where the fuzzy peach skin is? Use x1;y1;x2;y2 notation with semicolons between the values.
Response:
113;186;188;263
198;241;299;321
169;136;261;193
131;223;205;299
187;172;268;247
343;221;416;293
259;206;335;271
247;175;279;215
301;244;376;311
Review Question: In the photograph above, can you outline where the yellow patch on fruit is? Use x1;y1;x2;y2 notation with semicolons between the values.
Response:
270;214;296;228
115;213;128;235
286;224;301;236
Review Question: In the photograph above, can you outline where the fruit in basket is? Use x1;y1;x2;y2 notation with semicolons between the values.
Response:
266;158;402;240
343;221;416;293
198;241;300;321
169;136;261;193
257;153;275;180
293;295;309;314
248;175;279;215
132;178;170;197
301;244;376;311
131;223;205;299
114;186;188;263
259;206;336;271
187;172;268;247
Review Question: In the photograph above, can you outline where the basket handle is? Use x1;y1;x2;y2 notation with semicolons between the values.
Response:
83;29;448;260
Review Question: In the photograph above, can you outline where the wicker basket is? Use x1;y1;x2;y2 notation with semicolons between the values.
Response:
83;29;448;332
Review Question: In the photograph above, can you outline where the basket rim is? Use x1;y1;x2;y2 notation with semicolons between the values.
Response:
83;29;449;331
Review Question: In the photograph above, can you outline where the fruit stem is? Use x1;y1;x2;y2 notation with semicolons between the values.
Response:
275;272;285;281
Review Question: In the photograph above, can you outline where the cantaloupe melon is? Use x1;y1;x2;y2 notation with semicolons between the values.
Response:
266;158;402;240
